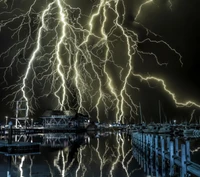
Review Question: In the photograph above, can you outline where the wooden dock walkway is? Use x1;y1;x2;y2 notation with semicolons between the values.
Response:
131;132;200;177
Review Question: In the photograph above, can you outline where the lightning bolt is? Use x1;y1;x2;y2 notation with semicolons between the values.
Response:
19;156;25;177
91;138;111;177
45;160;54;177
191;145;200;154
120;134;133;177
55;0;67;111
109;133;121;177
189;109;196;124
0;0;199;123
168;0;173;10
53;151;63;176
76;145;86;177
29;156;33;177
21;1;55;115
135;0;153;21
133;74;200;108
54;148;76;176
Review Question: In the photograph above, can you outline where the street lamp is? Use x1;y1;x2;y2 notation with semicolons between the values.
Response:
5;116;8;125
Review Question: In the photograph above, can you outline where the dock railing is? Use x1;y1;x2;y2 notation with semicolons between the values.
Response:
131;132;200;177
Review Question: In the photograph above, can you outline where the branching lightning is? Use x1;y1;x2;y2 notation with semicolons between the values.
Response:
109;133;121;177
92;138;111;177
0;0;199;123
76;145;87;177
55;0;67;111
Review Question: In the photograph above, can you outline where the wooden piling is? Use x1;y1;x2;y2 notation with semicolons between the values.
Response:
181;144;186;177
169;141;174;176
185;140;190;162
161;136;165;176
155;135;159;177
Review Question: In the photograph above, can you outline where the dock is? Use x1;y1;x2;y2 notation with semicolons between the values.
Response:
0;127;87;136
0;122;40;156
131;132;200;177
0;140;40;156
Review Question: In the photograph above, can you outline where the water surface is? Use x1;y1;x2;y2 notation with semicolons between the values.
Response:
1;132;200;177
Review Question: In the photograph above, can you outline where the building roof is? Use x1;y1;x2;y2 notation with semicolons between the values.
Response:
41;110;76;118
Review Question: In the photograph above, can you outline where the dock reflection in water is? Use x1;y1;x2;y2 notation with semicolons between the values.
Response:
1;132;144;177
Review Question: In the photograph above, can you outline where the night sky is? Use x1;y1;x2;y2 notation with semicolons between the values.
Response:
0;0;200;123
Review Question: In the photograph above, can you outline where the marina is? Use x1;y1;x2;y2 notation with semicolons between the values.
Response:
1;87;200;177
0;0;199;176
1;104;200;177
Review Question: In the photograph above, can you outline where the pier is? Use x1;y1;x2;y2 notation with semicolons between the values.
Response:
0;140;40;156
131;132;200;177
1;127;87;136
0;121;40;156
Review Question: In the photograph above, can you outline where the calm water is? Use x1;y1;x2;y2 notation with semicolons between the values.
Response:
0;132;200;177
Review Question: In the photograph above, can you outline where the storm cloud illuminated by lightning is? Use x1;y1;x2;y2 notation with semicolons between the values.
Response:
0;0;199;123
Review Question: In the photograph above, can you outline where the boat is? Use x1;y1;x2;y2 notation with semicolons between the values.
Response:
158;124;172;134
142;124;159;133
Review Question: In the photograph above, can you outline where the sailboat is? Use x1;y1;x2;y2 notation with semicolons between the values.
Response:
158;100;172;134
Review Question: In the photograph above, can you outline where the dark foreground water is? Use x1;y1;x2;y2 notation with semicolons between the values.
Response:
0;132;200;177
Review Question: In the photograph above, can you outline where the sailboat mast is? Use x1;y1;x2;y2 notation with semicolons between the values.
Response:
139;102;143;124
159;100;162;124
